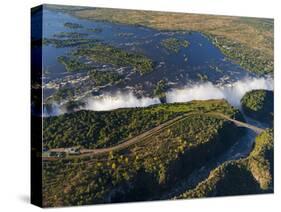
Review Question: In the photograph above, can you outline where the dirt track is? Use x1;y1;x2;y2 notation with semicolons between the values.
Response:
43;112;265;161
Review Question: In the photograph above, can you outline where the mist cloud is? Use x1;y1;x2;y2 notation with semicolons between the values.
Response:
43;103;65;117
44;77;273;116
166;77;273;107
85;77;273;111
84;92;161;111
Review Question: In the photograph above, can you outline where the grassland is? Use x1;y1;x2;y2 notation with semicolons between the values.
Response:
72;8;273;74
42;100;245;207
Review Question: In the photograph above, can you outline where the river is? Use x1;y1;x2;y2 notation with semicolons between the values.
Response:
35;8;258;101
35;7;272;197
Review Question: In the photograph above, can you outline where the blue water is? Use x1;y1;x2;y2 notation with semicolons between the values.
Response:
35;7;270;195
40;8;254;88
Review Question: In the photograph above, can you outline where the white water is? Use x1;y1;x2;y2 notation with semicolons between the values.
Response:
84;92;161;111
166;77;273;107
43;77;273;115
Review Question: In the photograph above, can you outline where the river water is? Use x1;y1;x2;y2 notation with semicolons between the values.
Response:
163;112;272;199
33;6;272;196
38;8;257;98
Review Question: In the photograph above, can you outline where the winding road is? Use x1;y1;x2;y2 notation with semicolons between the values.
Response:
43;112;265;160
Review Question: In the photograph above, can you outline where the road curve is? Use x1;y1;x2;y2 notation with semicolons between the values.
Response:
208;112;265;134
43;112;265;160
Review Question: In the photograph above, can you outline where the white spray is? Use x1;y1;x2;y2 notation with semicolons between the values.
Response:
44;77;273;115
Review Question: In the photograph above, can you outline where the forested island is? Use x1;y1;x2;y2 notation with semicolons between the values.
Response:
241;90;273;125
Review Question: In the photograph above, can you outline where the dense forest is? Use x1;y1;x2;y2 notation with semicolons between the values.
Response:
241;89;273;125
42;100;245;206
43;100;240;149
41;92;274;207
44;36;154;75
72;43;154;75
177;129;273;198
36;5;274;207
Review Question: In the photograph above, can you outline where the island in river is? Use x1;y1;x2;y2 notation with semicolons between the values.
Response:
31;4;274;207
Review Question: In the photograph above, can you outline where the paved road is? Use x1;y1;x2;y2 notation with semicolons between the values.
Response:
43;112;265;160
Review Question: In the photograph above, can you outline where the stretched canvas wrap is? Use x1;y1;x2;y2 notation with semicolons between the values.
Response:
31;4;274;208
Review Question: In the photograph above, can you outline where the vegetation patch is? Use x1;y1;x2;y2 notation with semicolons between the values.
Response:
87;27;103;33
210;35;273;74
44;37;153;74
57;56;92;72
72;43;154;75
43;38;97;48
197;73;208;81
42;100;244;206
52;87;75;102
241;89;273;124
53;32;88;39
64;22;83;29
176;129;273;199
88;69;122;86
43;99;239;149
154;80;168;102
72;8;273;74
161;38;190;53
